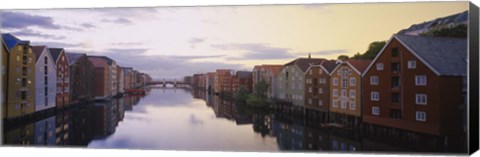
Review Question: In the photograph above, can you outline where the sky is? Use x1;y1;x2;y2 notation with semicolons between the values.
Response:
0;1;468;80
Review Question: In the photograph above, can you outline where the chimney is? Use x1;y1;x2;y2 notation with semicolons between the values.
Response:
308;53;311;59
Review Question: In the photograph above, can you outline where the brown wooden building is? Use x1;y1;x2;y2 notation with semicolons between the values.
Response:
87;56;111;100
66;53;95;104
362;35;466;138
232;71;253;93
329;59;370;128
49;48;70;108
304;60;337;121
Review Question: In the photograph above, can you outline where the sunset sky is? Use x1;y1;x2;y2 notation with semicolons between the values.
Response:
0;1;468;79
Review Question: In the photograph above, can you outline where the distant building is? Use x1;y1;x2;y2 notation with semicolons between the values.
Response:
205;72;215;92
232;71;252;93
304;60;337;121
398;11;468;36
88;56;118;97
66;53;95;103
2;33;36;119
122;67;134;91
214;69;231;94
32;46;57;112
329;59;370;128
87;56;111;100
252;65;282;98
362;34;466;137
221;70;235;94
275;56;324;106
49;48;70;108
117;67;124;94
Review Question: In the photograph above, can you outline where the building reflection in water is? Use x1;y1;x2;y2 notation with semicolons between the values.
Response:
3;94;144;147
2;88;465;153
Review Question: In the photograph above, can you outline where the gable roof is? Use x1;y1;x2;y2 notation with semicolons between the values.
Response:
346;59;371;74
398;11;468;35
395;35;467;76
363;34;467;76
88;55;115;65
285;58;325;73
65;52;86;65
31;46;48;62
236;71;252;79
320;60;338;73
87;56;108;68
2;33;30;51
48;48;64;62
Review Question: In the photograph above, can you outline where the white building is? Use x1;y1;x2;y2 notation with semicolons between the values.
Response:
32;46;57;112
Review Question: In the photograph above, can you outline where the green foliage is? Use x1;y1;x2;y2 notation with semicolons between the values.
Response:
244;79;270;108
337;55;349;60
235;86;250;104
420;24;467;38
362;41;386;60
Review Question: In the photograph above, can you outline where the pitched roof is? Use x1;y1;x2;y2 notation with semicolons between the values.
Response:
65;52;86;65
394;34;467;76
236;71;252;79
88;55;115;65
48;48;64;62
31;46;47;62
320;60;338;73
346;59;371;73
216;69;231;75
398;11;468;34
2;33;30;51
285;58;325;72
87;56;108;68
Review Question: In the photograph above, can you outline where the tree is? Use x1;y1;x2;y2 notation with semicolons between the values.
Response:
235;86;249;104
362;41;386;60
246;79;269;107
420;24;467;38
337;55;349;60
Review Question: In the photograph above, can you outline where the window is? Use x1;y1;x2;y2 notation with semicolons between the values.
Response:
392;93;400;103
341;101;347;109
341;90;346;97
308;87;312;93
369;76;378;85
408;60;416;69
392;48;399;57
341;78;348;88
350;77;356;86
319;88;323;94
371;91;379;101
390;109;402;119
318;100;323;106
416;111;426;121
333;78;338;86
349;102;356;110
372;106;380;115
319;78;326;84
313;78;317;85
415;75;427;86
349;90;356;98
44;56;48;64
416;94;427;105
391;63;400;73
308;98;312;105
333;101;338;108
392;77;400;88
44;66;48;75
319;69;323;74
333;89;338;97
376;63;384;70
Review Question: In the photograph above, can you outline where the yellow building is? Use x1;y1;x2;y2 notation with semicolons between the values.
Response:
2;34;36;119
2;36;7;119
329;60;370;127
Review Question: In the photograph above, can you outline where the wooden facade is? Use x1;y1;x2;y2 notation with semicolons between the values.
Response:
67;53;96;104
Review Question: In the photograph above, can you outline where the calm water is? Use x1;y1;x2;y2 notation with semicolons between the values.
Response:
3;87;466;153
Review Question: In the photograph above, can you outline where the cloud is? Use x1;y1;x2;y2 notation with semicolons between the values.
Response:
10;29;66;40
309;49;348;55
101;18;133;25
1;11;61;29
94;50;242;79
105;48;149;54
80;23;96;29
188;38;205;48
212;43;295;60
31;41;84;48
111;42;142;46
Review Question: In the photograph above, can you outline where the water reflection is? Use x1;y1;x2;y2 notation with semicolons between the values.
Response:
3;88;466;153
